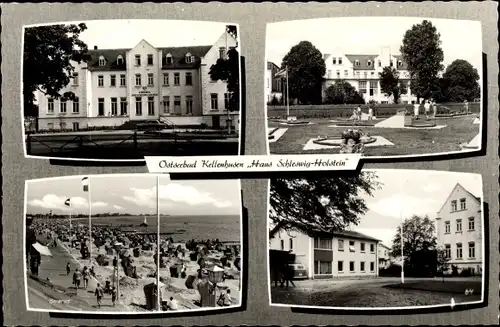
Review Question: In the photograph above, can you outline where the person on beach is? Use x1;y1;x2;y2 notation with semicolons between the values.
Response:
432;100;438;117
111;286;116;306
167;296;179;311
82;266;89;289
464;100;469;113
424;100;431;119
66;262;71;276
95;283;104;308
73;268;82;290
222;290;232;306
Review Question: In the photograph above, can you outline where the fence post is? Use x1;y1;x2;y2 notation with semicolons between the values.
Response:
27;133;32;155
133;132;138;151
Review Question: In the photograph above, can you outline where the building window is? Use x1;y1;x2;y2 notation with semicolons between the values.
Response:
451;200;457;212
445;244;451;258
378;60;381;67
98;98;104;116
163;73;169;86
337;261;343;272
280;240;284;250
456;219;462;232
174;96;181;114
72;97;79;113
135;55;141;66
338;239;344;251
445;221;451;234
349;261;355;272
468;242;475;258
344;70;348;77
186;96;193;114
224;93;230;110
72;122;79;131
185;72;193;85
98;75;104;87
210;93;218;111
135;74;141;86
47;98;54;113
111;97;118;116
390;60;394;67
174;73;180;86
148;97;155;116
359;81;367;94
148;73;154;86
332;58;337;65
354;60;360;66
360;261;365;272
456;243;463;259
468;217;475;231
72;73;79;86
336;70;340;78
185;53;193;63
460;198;466;210
327;70;332;78
98;56;105;66
163;96;170;114
338;57;342;65
166;54;173;64
370;262;375;272
120;98;127;116
370;243;375;253
367;60;372;66
219;47;226;59
135;97;142;116
147;54;153;65
314;261;332;275
370;81;377;96
314;238;333;250
117;55;123;65
110;74;116;87
289;238;293;250
360;242;366;252
397;60;402;67
120;74;126;86
348;240;355;252
60;100;67;113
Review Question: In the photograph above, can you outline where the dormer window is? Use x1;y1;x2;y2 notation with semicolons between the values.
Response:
354;60;360;66
185;53;194;63
332;58;337;65
166;53;173;64
397;60;403;67
367;60;372;67
338;57;342;65
390;60;394;67
98;55;106;66
117;55;123;65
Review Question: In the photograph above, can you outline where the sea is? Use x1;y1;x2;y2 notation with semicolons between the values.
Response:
75;214;241;242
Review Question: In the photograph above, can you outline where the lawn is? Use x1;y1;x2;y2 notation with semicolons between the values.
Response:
268;115;480;156
270;279;482;307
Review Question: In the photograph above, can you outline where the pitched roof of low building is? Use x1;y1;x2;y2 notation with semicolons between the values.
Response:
310;228;381;242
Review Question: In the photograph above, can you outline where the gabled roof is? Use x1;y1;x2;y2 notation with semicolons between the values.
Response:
312;228;381;242
267;61;280;71
345;54;378;70
436;183;482;215
323;54;331;60
85;45;212;71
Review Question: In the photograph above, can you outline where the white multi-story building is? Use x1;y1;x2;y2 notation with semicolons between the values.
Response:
377;243;392;269
321;47;418;104
265;61;283;102
435;183;483;275
35;30;239;131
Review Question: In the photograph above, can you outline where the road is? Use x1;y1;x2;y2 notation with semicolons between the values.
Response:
27;234;131;312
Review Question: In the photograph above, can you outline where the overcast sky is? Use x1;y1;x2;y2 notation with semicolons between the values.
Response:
30;19;232;49
26;175;241;216
351;169;482;248
266;17;482;75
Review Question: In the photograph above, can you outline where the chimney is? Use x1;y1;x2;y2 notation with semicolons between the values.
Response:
94;46;98;50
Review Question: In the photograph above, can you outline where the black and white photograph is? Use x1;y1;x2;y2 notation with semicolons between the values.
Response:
268;170;485;310
24;174;243;314
265;17;483;158
22;19;242;161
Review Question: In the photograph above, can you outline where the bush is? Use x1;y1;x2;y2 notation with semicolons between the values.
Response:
459;268;474;277
379;264;402;277
451;265;459;277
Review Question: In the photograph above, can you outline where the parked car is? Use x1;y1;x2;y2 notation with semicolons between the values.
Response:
288;263;308;280
136;120;169;132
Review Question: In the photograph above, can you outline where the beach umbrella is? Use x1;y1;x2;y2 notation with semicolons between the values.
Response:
32;242;53;257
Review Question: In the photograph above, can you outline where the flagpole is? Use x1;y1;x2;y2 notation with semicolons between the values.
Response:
286;65;290;118
156;175;161;311
400;179;405;284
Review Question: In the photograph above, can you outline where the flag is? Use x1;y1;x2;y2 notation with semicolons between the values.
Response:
81;177;89;192
64;198;71;207
275;67;287;78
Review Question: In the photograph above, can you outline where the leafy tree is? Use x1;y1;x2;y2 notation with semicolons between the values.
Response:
23;23;90;117
378;66;408;104
400;20;444;101
269;172;381;239
390;215;438;277
436;246;450;282
323;80;365;105
208;25;240;133
440;59;480;102
281;41;326;105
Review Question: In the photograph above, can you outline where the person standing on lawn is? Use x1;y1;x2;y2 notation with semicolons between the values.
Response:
413;101;420;118
73;268;82;290
95;283;104;308
368;106;374;120
432;100;438;117
424;100;431;119
464;100;469;114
